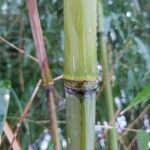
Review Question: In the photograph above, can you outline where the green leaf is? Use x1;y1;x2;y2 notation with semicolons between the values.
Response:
136;131;149;150
122;85;150;113
0;80;11;139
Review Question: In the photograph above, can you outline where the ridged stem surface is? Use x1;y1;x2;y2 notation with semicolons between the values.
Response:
64;0;97;149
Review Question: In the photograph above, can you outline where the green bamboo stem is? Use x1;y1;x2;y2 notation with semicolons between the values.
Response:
18;18;25;93
97;0;118;149
64;0;97;149
64;0;97;81
65;88;96;150
26;0;60;150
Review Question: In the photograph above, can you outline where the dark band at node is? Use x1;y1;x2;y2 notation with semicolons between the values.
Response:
65;86;97;96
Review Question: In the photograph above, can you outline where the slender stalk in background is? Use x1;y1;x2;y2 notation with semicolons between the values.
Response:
0;36;38;62
97;0;118;149
18;18;25;93
8;79;42;150
64;0;97;149
26;0;60;150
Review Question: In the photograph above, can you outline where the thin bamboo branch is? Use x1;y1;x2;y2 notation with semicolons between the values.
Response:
123;104;150;136
53;75;63;82
26;0;60;150
100;125;146;133
4;122;21;150
0;36;38;62
121;102;150;115
18;18;25;93
3;9;26;38
7;116;66;125
8;79;42;150
128;137;136;150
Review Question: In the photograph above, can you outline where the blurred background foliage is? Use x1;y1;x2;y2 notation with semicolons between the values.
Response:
0;0;149;149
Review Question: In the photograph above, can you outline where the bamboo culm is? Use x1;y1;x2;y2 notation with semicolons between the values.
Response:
26;0;60;150
64;0;97;149
97;0;118;149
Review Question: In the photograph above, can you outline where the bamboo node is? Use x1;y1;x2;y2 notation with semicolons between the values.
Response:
42;81;54;88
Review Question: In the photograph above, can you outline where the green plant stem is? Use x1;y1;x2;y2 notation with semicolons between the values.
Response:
26;0;60;150
64;0;97;81
97;0;118;149
64;0;97;149
18;18;25;93
66;88;96;150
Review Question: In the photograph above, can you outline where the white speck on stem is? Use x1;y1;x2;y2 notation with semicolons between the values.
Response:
72;56;76;70
88;28;92;33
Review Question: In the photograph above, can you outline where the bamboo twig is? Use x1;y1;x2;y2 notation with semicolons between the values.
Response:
123;104;150;136
128;137;136;150
26;0;60;149
7;116;66;125
3;122;21;150
18;18;25;93
104;109;121;136
0;36;38;62
101;125;145;133
8;79;42;150
53;75;63;81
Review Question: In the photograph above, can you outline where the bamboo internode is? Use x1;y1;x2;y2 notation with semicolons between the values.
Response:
64;0;97;149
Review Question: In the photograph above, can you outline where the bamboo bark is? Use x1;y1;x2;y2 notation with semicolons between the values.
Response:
64;0;97;149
